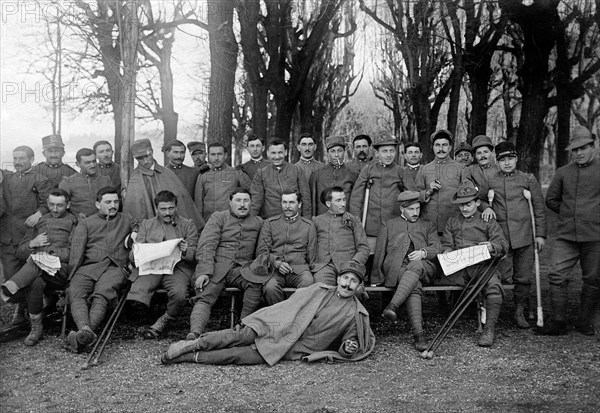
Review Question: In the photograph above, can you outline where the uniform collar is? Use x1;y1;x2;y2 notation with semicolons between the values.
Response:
500;170;515;177
435;158;450;164
406;163;420;170
98;163;114;168
300;157;315;164
45;162;63;168
576;156;596;168
251;157;263;164
377;161;394;168
330;162;344;169
480;163;494;170
284;213;299;222
168;162;183;169
327;210;343;218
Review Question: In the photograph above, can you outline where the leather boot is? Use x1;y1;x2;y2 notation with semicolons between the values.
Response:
514;305;530;329
11;303;27;325
189;302;210;338
76;325;97;346
574;286;600;336
413;333;428;352
535;284;568;336
24;313;43;346
145;313;174;339
478;294;502;347
382;306;398;322
406;291;425;350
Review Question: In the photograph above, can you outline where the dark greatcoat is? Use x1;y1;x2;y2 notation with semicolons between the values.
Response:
59;173;112;217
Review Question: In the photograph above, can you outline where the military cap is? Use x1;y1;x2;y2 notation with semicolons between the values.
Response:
187;141;206;154
372;131;399;148
472;135;494;151
339;261;366;282
240;253;270;283
42;134;65;149
495;141;517;160
565;126;595;151
454;141;473;156
325;135;346;150
451;180;479;204
430;129;454;146
397;190;420;207
131;139;153;158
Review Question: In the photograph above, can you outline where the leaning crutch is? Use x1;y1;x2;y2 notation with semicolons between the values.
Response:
361;178;374;229
420;257;502;359
523;189;543;327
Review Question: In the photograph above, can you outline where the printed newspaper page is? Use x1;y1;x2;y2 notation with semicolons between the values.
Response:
437;245;491;276
133;238;183;275
30;252;61;276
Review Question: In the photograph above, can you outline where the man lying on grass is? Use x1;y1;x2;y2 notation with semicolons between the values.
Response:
161;261;375;366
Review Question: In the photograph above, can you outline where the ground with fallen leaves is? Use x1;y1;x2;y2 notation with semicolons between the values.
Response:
2;210;599;412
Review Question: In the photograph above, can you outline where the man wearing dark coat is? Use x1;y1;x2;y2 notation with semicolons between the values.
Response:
309;136;358;216
164;140;200;198
373;191;441;351
127;190;198;339
66;187;137;353
187;141;210;174
161;261;375;366
402;142;423;190
187;188;264;340
1;146;52;281
59;148;112;219
347;134;373;176
464;135;499;189
536;126;600;336
32;134;77;188
312;186;369;285
294;133;324;182
94;140;122;192
123;139;204;231
239;134;270;180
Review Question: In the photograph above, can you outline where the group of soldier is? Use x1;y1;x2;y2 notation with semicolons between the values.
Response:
0;125;598;366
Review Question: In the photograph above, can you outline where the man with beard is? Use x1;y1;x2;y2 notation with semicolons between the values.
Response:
347;134;373;175
66;187;137;353
1;189;78;346
1;146;52;282
312;187;369;285
415;129;465;235
373;191;441;351
194;142;252;222
161;261;375;366
309;136;358;216
127;190;198;339
536;126;600;336
260;191;317;305
59;148;112;219
187;141;210;174
454;142;474;166
239;134;270;180
164;140;200;198
93;140;121;192
187;188;264;339
123;139;204;231
464;135;499;189
402;142;423;190
32;134;77;188
294;133;323;182
250;139;311;218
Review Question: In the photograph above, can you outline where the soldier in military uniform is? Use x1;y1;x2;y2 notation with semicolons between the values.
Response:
402;142;423;190
239;134;270;180
164;140;200;198
454;141;474;166
294;133;323;182
464;135;499;189
32;134;77;188
347;134;373;176
93;140;122;191
187;141;210;174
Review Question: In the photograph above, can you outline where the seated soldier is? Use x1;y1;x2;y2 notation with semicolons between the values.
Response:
312;186;369;285
435;181;508;347
66;187;137;353
372;191;441;351
127;190;198;338
188;188;264;340
161;262;375;366
1;189;78;346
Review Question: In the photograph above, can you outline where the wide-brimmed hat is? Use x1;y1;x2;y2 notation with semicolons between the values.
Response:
454;141;473;155
565;126;595;151
495;141;517;160
240;253;270;283
187;141;206;154
338;261;366;282
372;131;399;148
451;180;479;204
131;139;153;158
472;135;494;151
325;135;346;150
397;191;420;207
430;129;454;145
42;134;65;149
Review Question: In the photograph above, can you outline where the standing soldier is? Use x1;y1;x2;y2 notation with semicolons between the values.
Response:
59;148;112;219
415;129;465;234
465;135;499;188
164;140;200;198
187;188;264;339
239;134;270;180
478;141;547;328
127;191;198;339
1;146;52;281
194;142;252;222
536;126;600;336
93;140;121;191
187;141;210;174
66;187;136;353
32;134;77;188
402;142;423;190
312;187;369;285
294;133;323;182
347;134;373;176
454;141;474;166
123;139;204;231
1;189;78;346
250;138;311;218
260;191;317;305
349;132;407;246
309;136;358;216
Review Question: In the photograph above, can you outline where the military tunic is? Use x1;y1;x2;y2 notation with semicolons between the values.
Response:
32;162;76;188
167;163;200;198
239;158;270;181
194;165;252;222
97;162;121;191
294;158;323;182
309;163;358;216
59;173;112;218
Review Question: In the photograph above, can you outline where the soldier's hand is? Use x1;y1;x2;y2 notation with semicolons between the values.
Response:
275;260;292;275
535;237;545;252
429;180;442;192
479;241;493;253
481;207;496;222
25;211;42;227
408;250;425;261
178;239;188;252
78;212;87;220
194;274;210;291
343;339;358;355
29;232;49;248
